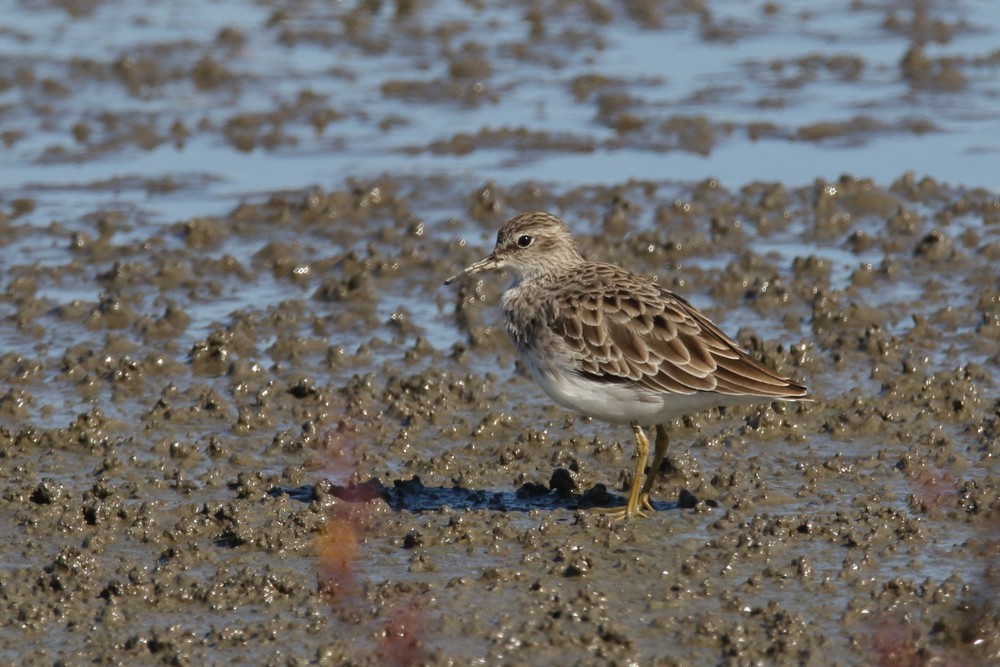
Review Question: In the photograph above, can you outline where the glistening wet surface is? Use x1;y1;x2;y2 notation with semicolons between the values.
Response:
1;1;998;665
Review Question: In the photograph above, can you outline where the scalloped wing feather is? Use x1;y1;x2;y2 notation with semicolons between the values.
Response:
549;264;807;399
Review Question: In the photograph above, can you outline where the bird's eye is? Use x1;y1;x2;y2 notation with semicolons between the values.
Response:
516;234;533;248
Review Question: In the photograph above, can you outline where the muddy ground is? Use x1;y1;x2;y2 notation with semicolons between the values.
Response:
2;1;999;666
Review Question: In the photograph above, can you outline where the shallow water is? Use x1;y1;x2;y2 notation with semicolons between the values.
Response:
2;0;999;665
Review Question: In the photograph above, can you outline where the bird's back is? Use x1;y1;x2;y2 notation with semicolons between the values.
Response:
504;260;808;401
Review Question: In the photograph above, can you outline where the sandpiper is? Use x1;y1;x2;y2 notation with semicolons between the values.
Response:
445;211;808;518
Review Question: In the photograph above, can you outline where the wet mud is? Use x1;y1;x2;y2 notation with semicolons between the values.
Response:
2;1;1000;666
3;174;998;665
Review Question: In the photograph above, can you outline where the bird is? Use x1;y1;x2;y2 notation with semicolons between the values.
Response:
444;211;809;518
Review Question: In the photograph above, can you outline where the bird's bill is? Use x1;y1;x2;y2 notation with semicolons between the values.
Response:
443;254;498;285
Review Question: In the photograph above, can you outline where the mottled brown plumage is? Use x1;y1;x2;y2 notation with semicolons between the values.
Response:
446;211;809;518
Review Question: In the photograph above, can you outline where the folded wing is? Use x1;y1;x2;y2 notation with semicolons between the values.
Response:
549;264;807;399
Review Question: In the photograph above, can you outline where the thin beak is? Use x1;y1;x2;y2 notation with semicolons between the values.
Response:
444;254;498;285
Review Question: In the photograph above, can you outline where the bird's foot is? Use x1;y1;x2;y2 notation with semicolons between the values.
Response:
589;494;656;520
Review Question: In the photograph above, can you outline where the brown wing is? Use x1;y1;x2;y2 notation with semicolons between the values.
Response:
549;264;807;398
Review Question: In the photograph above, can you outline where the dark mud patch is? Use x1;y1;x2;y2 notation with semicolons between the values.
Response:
273;473;690;514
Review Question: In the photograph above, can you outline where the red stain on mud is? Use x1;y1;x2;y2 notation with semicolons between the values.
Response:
380;599;429;667
314;428;429;663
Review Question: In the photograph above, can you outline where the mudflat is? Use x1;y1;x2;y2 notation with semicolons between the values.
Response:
2;1;998;665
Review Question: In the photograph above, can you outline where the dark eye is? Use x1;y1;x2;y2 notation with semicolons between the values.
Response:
516;234;533;248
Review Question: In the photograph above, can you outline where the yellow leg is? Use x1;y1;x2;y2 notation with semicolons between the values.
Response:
637;425;669;513
592;424;653;519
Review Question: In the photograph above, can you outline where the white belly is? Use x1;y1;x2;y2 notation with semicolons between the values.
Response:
522;353;759;426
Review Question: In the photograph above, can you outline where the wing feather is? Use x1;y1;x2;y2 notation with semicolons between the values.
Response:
547;263;807;400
